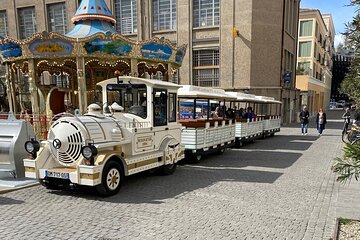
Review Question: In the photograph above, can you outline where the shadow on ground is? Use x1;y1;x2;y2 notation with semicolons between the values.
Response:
0;196;24;205
47;134;308;204
43;111;348;203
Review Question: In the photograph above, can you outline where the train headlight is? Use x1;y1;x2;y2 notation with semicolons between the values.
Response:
25;139;40;154
82;145;98;160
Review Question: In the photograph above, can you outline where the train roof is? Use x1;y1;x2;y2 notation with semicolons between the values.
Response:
178;85;237;100
226;92;281;104
255;96;282;104
97;76;181;89
226;92;263;102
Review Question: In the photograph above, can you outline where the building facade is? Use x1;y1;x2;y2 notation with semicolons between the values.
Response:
296;9;335;114
0;0;300;124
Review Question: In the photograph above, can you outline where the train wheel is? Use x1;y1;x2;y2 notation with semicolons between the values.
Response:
191;154;202;163
96;161;124;197
235;140;243;148
161;163;177;175
217;147;226;154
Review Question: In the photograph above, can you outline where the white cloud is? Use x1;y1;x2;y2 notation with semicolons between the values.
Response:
334;34;345;47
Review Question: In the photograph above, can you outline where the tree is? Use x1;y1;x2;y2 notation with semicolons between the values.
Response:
340;1;360;105
333;143;360;183
333;1;360;183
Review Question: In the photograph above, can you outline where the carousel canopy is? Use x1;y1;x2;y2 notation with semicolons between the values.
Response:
0;0;187;67
67;0;116;38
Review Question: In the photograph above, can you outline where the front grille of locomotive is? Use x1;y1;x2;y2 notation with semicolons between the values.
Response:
48;120;85;166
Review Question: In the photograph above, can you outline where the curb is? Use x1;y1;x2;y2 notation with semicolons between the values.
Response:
331;218;340;240
0;182;39;194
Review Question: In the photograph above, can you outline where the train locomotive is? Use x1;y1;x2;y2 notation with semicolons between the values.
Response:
23;77;184;196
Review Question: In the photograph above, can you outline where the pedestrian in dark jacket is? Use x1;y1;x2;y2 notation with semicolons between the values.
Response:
342;107;351;133
316;108;327;136
299;105;310;135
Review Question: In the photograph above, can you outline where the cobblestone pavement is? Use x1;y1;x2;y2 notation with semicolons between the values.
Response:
0;111;345;240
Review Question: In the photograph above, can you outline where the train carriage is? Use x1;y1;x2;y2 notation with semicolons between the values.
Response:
178;85;236;162
254;96;282;136
226;92;281;146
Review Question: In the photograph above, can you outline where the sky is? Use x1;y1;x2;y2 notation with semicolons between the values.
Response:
300;0;357;46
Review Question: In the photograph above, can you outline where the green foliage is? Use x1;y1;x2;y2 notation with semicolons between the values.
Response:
332;143;360;183
340;1;360;104
339;218;353;225
340;58;360;105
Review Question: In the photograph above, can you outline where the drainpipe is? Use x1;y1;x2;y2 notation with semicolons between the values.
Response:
280;0;286;124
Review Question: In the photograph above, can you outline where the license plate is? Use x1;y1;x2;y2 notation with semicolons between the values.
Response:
45;170;69;179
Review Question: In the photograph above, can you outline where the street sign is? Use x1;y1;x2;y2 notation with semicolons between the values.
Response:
283;71;292;84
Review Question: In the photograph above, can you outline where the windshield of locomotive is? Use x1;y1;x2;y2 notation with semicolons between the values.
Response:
106;83;147;119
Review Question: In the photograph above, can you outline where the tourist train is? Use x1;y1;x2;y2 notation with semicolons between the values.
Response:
23;76;281;196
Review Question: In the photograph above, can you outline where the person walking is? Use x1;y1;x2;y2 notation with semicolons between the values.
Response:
316;108;327;136
342;107;351;134
299;105;310;135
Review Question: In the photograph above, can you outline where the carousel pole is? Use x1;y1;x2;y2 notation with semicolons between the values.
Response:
10;65;18;114
131;59;138;77
28;59;40;138
76;56;87;114
4;63;14;113
167;63;173;82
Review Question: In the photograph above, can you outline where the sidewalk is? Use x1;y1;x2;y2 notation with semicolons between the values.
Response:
0;178;38;194
278;109;360;238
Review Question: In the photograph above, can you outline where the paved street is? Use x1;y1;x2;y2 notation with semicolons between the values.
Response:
0;110;353;240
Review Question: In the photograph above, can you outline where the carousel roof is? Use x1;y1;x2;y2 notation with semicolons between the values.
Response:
0;0;187;67
66;19;116;38
67;0;116;38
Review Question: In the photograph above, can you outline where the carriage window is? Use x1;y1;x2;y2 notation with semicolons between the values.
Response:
169;93;176;122
124;92;133;112
106;83;147;118
153;89;167;126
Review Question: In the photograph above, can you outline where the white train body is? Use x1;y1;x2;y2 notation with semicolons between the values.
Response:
23;77;282;196
24;77;184;196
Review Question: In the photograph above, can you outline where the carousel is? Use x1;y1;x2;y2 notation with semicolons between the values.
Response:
0;0;186;139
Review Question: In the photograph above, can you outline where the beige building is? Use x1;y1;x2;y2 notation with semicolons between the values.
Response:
0;0;300;124
296;9;335;115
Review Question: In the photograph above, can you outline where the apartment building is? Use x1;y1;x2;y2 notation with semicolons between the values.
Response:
0;0;300;124
296;9;335;114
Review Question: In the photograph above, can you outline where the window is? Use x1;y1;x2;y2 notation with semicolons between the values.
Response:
298;41;311;57
285;50;294;71
169;93;176;122
285;0;296;36
0;11;8;36
106;83;147;118
18;7;36;39
297;62;311;75
193;0;219;27
114;0;137;34
299;20;312;36
47;3;67;34
313;63;316;77
153;89;168;126
193;49;220;87
153;0;176;31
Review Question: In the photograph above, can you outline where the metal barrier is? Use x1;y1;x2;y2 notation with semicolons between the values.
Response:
0;112;36;178
0;112;49;140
